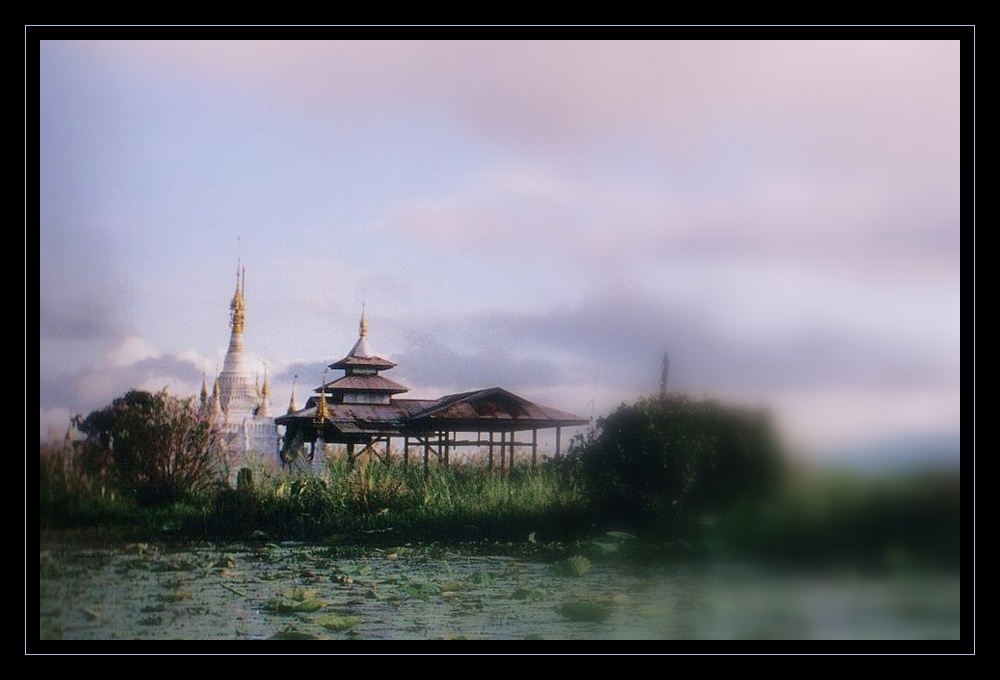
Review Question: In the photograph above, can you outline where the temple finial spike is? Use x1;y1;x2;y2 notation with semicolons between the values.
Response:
288;374;298;414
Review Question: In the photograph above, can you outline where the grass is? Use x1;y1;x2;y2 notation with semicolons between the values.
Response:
39;444;962;572
41;452;595;545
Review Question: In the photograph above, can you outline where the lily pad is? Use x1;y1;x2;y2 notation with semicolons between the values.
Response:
555;601;612;623
510;587;547;601
269;598;325;613
399;581;441;601
266;588;327;612
316;613;363;632
467;571;495;585
552;555;592;577
439;581;468;593
268;630;326;640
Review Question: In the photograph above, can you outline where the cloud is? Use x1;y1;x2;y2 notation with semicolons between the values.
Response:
392;331;568;393
356;284;959;406
39;336;213;436
39;293;117;342
64;40;958;160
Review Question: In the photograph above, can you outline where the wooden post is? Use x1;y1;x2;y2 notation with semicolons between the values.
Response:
403;435;409;468
423;437;429;479
531;429;537;469
509;432;515;471
488;431;494;470
384;436;391;465
555;427;562;460
347;442;355;468
500;431;506;474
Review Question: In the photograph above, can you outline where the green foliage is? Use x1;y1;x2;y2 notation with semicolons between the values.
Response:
570;393;786;534
72;389;227;508
716;469;961;570
316;613;362;632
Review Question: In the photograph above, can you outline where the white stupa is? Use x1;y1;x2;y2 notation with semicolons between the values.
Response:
201;261;279;482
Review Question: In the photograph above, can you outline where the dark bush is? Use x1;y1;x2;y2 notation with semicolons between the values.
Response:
572;393;785;534
73;389;228;507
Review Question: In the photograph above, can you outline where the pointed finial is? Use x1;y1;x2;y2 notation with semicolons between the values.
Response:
230;259;246;334
314;370;329;425
359;303;368;339
288;374;298;414
200;372;209;408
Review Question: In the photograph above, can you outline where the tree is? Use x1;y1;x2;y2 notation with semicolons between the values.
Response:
575;393;785;533
73;389;228;507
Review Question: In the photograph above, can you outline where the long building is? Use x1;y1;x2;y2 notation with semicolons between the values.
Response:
276;310;589;474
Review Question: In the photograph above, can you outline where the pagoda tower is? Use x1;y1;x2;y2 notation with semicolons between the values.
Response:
314;307;409;405
217;263;259;417
210;260;278;478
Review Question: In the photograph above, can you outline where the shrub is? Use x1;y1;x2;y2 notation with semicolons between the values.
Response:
73;389;228;507
574;393;785;533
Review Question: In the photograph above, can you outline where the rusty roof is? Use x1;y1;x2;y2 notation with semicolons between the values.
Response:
408;387;589;426
328;354;397;370
276;388;588;438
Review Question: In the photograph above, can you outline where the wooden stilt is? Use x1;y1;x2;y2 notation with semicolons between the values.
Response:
488;431;494;470
555;427;562;460
531;429;537;469
403;435;409;468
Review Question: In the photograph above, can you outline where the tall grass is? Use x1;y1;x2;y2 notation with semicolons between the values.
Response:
238;458;592;543
40;442;961;572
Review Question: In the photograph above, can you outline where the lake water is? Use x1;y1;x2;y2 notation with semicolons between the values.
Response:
36;539;961;643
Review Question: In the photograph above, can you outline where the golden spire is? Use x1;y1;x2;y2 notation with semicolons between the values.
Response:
230;260;246;334
211;377;222;417
256;365;271;418
359;303;368;339
287;374;298;414
314;370;329;425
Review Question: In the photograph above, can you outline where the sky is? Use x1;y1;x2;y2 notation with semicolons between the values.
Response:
35;34;966;461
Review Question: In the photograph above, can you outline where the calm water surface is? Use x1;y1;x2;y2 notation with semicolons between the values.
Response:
37;540;961;642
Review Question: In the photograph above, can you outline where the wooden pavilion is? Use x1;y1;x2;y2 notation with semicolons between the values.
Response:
275;311;589;473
